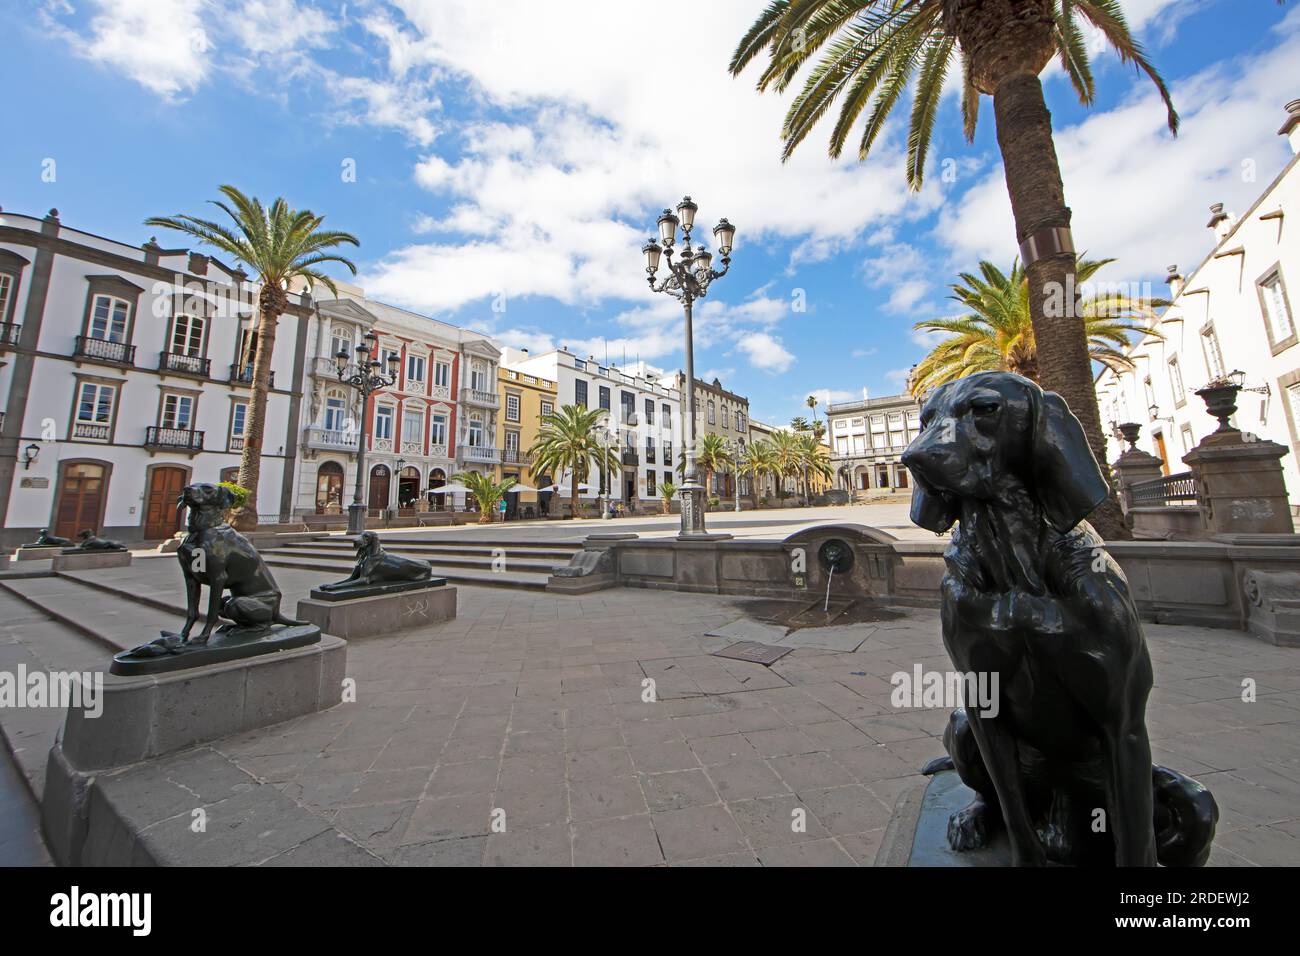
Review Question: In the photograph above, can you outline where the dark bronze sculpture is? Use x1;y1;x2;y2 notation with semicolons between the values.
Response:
901;372;1218;866
317;531;433;594
113;483;316;674
66;529;127;552
24;528;71;548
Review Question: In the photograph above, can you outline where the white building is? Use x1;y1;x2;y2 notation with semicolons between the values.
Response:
1095;100;1300;505
500;347;682;510
0;208;309;548
826;392;922;494
293;283;500;518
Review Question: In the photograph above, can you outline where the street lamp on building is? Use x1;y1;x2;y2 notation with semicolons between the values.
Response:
335;329;399;535
643;197;735;538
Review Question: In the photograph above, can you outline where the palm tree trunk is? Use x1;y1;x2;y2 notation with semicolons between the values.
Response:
993;72;1127;540
234;288;282;531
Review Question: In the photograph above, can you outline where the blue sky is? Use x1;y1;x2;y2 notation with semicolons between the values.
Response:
3;0;1297;426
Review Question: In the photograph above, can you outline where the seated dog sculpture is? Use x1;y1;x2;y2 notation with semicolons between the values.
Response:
317;531;432;592
901;372;1217;867
26;528;72;548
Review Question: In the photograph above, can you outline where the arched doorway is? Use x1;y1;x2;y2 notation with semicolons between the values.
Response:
316;461;344;514
145;465;188;539
54;461;108;540
398;466;420;510
427;468;446;511
368;464;390;512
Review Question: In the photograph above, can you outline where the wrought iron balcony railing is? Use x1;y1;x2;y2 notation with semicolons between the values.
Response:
72;421;110;441
229;364;275;388
75;335;134;365
160;351;211;377
0;322;20;348
1129;471;1199;507
145;426;204;451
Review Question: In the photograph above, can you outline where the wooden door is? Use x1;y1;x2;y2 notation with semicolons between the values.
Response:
54;462;107;540
1153;431;1170;475
144;466;187;539
315;462;344;513
368;465;390;512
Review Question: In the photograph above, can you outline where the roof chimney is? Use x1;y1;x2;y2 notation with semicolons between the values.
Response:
1165;264;1182;298
1206;202;1235;241
1279;98;1300;154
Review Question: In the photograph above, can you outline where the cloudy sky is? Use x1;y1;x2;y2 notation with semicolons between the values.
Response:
3;0;1297;425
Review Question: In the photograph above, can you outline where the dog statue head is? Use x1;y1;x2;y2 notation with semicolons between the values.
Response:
178;482;235;518
354;531;382;557
900;372;1108;534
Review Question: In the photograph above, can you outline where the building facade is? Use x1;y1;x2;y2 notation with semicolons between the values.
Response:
1094;100;1300;502
496;366;557;517
662;371;751;496
825;393;922;495
0;208;309;548
501;348;682;511
293;285;501;518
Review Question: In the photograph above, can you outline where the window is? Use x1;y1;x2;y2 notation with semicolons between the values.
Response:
89;295;129;342
647;470;656;495
505;430;520;455
505;393;521;422
663;441;672;467
835;419;847;430
0;273;12;324
1168;355;1185;404
406;354;426;383
231;402;247;441
662;404;670;425
721;408;729;429
375;405;394;440
1180;422;1195;454
540;400;554;418
599;385;611;411
468;415;484;448
430;413;448;447
161;394;194;429
1143;377;1156;419
76;382;115;425
1260;270;1295;350
403;409;423;442
170;314;204;356
620;391;634;422
1201;323;1225;381
836;436;849;454
575;379;588;407
645;398;654;425
433;361;450;388
735;411;744;431
470;362;488;392
707;400;715;424
330;331;352;359
324;394;347;432
646;434;655;459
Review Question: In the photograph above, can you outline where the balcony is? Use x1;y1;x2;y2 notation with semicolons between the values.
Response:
501;447;532;466
229;364;276;388
460;387;500;409
159;350;211;378
229;436;245;452
0;322;19;349
461;445;500;464
621;450;639;466
145;426;204;452
74;335;134;366
304;426;355;452
72;421;110;441
311;357;339;379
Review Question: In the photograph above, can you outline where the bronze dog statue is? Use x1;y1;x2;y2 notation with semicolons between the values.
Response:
72;529;126;551
26;528;71;548
901;372;1217;867
317;531;432;592
170;482;300;644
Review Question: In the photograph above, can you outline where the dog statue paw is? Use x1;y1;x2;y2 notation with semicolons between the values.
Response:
947;797;991;851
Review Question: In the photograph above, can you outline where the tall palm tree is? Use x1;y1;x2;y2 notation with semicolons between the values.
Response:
528;405;616;520
796;431;833;500
743;440;778;506
806;394;819;429
147;186;358;529
911;257;1165;395
696;433;735;500
452;472;517;525
769;429;803;503
730;1;1180;538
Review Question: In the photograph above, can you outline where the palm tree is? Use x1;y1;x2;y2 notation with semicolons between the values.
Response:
796;431;833;501
743;440;778;507
657;480;677;515
769;429;803;503
527;405;616;520
147;186;358;529
806;394;819;428
696;433;735;501
730;1;1180;539
452;472;517;525
911;257;1166;396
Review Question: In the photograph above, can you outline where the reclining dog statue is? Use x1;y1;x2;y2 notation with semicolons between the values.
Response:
70;529;127;552
317;531;433;593
24;528;72;548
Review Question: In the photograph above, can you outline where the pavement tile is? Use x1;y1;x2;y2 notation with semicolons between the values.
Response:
568;776;648;821
640;769;720;812
651;805;748;862
572;815;664;866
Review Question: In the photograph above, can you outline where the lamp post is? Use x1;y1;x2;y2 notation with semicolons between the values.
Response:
335;329;399;535
600;420;616;519
733;447;745;513
643;197;735;538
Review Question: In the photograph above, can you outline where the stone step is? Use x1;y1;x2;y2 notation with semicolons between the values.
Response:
264;545;565;574
262;553;551;591
286;539;581;560
0;575;187;653
308;535;583;552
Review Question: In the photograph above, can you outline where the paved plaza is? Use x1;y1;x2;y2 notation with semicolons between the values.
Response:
2;522;1299;866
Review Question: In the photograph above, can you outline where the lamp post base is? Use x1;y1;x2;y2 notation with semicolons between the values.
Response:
346;503;367;535
677;483;731;540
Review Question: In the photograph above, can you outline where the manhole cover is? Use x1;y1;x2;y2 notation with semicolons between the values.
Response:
713;641;794;666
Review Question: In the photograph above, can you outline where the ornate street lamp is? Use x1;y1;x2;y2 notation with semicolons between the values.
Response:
732;442;746;513
335;329;399;534
643;196;735;537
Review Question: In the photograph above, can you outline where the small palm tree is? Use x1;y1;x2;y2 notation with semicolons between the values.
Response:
911;258;1165;396
528;405;616;520
452;472;517;525
743;440;777;507
696;433;734;501
731;1;1181;539
147;186;358;529
657;481;677;515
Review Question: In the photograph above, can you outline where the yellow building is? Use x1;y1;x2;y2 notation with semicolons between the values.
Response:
497;367;558;518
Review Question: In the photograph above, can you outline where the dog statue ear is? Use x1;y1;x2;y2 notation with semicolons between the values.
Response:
1030;386;1110;532
909;476;960;533
218;484;235;509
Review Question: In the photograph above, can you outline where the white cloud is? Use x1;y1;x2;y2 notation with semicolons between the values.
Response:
55;0;212;99
737;332;795;374
230;0;335;55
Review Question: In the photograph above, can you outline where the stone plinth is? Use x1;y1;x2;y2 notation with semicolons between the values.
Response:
15;546;63;561
1112;448;1165;513
41;633;348;866
297;583;456;639
51;549;132;571
1184;433;1294;535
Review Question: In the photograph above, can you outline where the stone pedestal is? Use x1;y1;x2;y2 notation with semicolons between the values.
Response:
51;549;133;571
41;634;347;866
1184;433;1294;535
1112;448;1165;513
15;545;63;561
297;583;456;639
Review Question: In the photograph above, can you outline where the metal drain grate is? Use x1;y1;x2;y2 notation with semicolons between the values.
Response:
712;641;794;666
